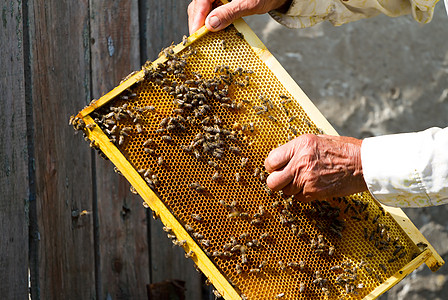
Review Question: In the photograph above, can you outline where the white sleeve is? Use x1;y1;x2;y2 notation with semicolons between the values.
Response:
269;0;439;29
361;127;448;207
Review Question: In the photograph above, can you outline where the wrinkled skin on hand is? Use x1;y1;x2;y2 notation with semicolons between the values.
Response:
188;0;291;34
264;134;368;202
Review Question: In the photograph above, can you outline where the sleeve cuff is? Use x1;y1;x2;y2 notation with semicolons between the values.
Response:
269;0;437;29
361;128;447;207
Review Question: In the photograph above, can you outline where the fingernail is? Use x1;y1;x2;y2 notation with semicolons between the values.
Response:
208;15;221;29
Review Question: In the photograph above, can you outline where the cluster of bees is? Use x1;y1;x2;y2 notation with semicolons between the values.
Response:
70;29;419;299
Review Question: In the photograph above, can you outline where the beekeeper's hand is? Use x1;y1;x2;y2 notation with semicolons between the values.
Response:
264;134;368;202
188;0;292;34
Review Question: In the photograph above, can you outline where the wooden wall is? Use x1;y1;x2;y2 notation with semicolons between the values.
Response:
0;0;203;299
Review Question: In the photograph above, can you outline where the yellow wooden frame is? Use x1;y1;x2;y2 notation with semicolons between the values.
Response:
76;12;443;300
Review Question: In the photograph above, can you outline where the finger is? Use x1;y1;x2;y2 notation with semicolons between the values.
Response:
205;0;255;31
266;167;293;191
291;191;314;203
264;142;294;173
188;0;214;35
281;181;302;196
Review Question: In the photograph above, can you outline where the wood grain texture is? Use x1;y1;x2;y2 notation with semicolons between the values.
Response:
27;0;95;298
0;1;29;298
141;1;202;299
141;0;190;61
89;0;150;299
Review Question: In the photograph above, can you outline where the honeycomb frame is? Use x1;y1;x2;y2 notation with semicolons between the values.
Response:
73;15;444;300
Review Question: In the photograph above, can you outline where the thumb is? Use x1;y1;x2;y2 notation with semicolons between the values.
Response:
205;1;248;31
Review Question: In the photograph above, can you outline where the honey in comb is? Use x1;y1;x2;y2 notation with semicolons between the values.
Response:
75;24;424;299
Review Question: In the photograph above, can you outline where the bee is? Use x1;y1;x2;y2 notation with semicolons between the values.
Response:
398;251;407;259
151;174;160;186
189;182;205;192
236;264;242;274
260;232;269;239
417;242;428;249
191;213;203;222
259;172;266;182
160;117;170;128
278;261;286;271
229;146;241;155
212;251;223;257
142;202;150;209
253;167;260;177
161;135;172;142
267;115;277;122
388;257;397;263
185;250;194;259
317;235;324;244
219;199;229;208
250;218;261;225
143;139;154;147
192;232;204;239
86;123;96;130
185;224;194;232
201;239;211;247
249;268;260;274
299;282;305;293
212;290;221;298
167;234;176;239
144;148;155;155
162;226;172;233
259;260;267;268
145;177;155;188
363;266;372;275
173;239;187;247
182;35;188;46
375;273;383;283
379;264;387;273
211;171;221;181
223;251;232;257
328;246;335;256
372;214;380;224
240;157;249;168
239;232;249;240
241;254;248;264
275;293;285;299
118;135;125;145
220;39;227;50
235;173;241;183
231;245;242;252
157;156;165;166
287;261;298;268
330;265;341;271
241;294;247;300
228;211;241;218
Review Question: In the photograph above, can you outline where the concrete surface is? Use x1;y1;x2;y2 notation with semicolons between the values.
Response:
245;4;448;300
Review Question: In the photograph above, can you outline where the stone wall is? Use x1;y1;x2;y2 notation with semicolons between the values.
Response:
246;5;448;299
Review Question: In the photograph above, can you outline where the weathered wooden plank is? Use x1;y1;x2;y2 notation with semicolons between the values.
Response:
142;1;203;299
89;0;150;299
0;1;29;298
27;0;96;298
142;0;190;61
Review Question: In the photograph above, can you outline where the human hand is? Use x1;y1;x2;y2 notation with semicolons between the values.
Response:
188;0;292;34
264;134;368;202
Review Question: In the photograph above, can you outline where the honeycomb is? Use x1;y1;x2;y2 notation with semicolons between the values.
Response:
71;20;441;300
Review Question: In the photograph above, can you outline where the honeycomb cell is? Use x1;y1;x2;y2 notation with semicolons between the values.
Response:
82;24;423;300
